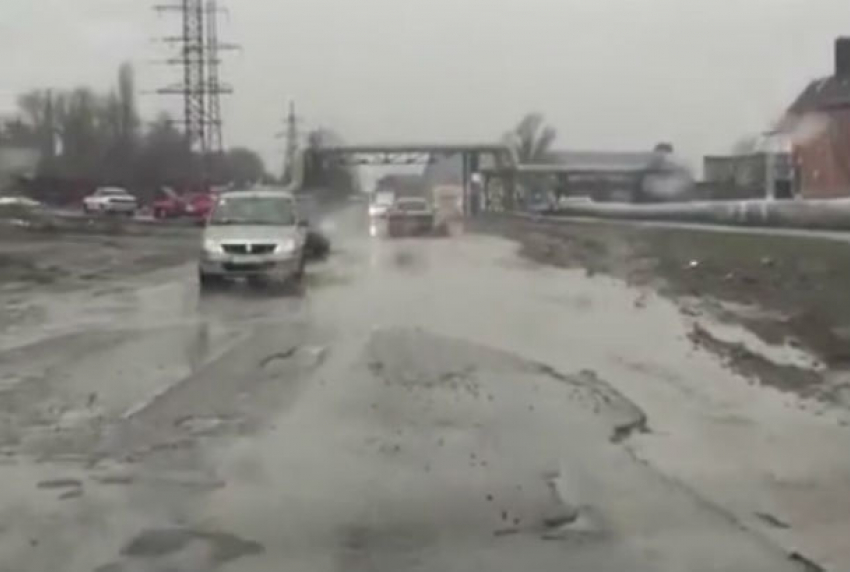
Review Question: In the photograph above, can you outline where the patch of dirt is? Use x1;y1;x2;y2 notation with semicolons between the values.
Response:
0;253;69;287
122;528;257;559
476;216;850;405
687;323;822;396
0;227;198;292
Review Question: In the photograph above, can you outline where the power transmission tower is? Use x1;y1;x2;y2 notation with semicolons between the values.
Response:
154;0;236;177
282;100;300;183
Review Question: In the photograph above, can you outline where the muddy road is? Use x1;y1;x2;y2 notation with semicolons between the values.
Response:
0;209;847;571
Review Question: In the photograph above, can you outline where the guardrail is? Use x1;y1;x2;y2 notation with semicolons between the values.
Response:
484;199;850;232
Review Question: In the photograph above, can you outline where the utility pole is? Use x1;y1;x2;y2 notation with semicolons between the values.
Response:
154;0;236;179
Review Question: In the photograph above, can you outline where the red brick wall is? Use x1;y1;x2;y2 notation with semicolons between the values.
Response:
793;109;850;198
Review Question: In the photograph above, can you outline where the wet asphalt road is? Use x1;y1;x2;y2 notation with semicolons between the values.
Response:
0;208;839;571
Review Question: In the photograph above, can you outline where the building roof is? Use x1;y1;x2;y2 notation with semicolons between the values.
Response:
316;142;510;155
542;150;659;173
788;75;850;114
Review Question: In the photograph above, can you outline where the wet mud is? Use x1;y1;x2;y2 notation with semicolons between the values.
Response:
476;216;850;406
0;208;834;572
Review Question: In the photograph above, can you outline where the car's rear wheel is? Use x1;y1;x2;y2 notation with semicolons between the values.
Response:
304;230;330;261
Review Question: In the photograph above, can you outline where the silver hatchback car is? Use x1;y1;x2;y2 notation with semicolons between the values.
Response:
198;189;307;289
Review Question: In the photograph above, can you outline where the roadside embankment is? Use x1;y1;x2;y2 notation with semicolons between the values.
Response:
0;220;199;293
473;213;850;408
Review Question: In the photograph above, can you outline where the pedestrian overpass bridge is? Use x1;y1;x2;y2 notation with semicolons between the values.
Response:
298;142;518;212
305;142;516;168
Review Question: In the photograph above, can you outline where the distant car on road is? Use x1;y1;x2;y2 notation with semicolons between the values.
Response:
386;197;435;237
83;187;137;216
368;190;395;219
198;189;307;289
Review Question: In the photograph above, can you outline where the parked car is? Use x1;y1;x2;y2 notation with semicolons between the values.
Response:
185;191;217;220
198;189;307;289
83;187;137;216
0;195;42;209
0;195;45;226
557;195;593;208
152;187;187;219
525;192;555;214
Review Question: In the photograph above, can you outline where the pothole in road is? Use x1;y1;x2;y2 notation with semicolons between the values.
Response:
366;328;649;445
36;477;82;490
260;345;328;372
95;528;264;571
174;415;240;437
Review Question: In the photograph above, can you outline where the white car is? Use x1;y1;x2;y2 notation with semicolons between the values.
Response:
0;195;45;226
0;195;42;209
368;190;395;218
199;189;307;289
83;187;137;216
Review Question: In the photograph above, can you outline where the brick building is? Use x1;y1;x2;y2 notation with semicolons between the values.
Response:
783;38;850;198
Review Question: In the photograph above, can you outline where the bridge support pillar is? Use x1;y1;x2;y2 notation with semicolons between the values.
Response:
461;152;470;215
460;152;482;216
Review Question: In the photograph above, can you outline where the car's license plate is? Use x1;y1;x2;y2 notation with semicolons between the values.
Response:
223;262;269;272
227;255;264;264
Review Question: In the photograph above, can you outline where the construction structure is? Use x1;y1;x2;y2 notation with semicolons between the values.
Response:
305;142;513;212
155;0;236;173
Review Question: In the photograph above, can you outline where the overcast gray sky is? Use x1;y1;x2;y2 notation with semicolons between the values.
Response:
2;0;848;172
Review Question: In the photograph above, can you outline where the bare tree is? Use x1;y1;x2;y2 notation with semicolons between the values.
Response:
504;113;557;163
10;62;265;193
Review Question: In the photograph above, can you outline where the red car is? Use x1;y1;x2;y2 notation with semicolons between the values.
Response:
152;188;217;220
152;188;187;219
185;192;217;220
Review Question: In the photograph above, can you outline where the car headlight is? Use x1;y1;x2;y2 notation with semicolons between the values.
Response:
276;238;297;253
203;239;221;253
